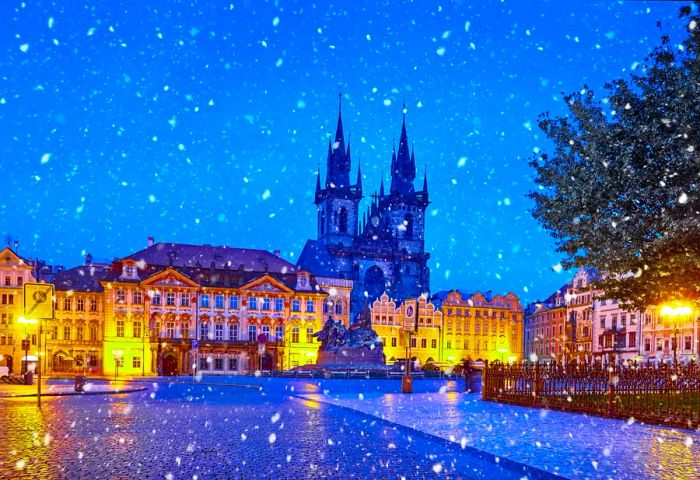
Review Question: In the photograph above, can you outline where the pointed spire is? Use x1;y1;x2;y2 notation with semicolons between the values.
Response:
356;157;362;190
422;165;428;194
316;163;322;193
335;92;345;147
391;104;415;195
379;174;385;197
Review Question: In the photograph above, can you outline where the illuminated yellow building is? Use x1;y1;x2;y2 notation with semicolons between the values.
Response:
92;241;346;376
0;247;37;375
370;290;524;367
370;293;443;365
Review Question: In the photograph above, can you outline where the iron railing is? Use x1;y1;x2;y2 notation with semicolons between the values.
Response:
482;360;700;429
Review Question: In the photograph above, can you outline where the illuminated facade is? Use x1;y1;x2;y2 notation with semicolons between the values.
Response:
95;242;340;376
0;247;36;374
524;285;567;361
526;266;699;364
369;290;524;366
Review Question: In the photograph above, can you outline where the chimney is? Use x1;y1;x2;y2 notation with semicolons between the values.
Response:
147;236;154;247
273;249;281;256
85;252;93;265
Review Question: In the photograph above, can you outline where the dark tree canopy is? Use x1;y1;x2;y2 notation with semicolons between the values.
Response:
530;3;700;311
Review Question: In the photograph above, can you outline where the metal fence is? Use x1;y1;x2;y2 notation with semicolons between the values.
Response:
482;360;700;429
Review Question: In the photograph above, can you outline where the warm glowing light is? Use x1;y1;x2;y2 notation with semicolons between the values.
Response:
660;302;693;318
17;317;38;325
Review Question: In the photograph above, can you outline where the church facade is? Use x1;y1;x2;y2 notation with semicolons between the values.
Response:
298;100;431;318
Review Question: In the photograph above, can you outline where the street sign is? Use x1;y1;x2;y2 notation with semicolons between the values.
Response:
192;339;199;349
257;333;268;344
258;344;266;354
403;300;417;331
23;283;55;320
21;339;30;350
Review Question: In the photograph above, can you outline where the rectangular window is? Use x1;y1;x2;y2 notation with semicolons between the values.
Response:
262;298;270;311
214;358;224;370
180;293;190;307
129;291;140;305
275;298;284;311
63;298;71;310
249;296;258;310
76;298;85;311
166;322;175;339
410;337;416;348
643;338;651;352
200;323;210;340
116;290;126;303
215;295;224;309
685;336;692;351
90;298;98;311
199;357;209;371
229;295;239;309
292;299;300;312
116;320;124;337
133;357;141;369
133;321;142;338
200;294;210;308
63;326;71;340
181;323;189;339
306;300;315;313
76;325;84;341
306;327;314;343
421;338;427;348
262;325;271;340
166;292;176;306
16;276;23;286
447;340;452;349
292;327;299;343
475;322;480;333
229;324;239;341
215;324;224;340
152;291;161;305
645;313;652;325
4;276;10;286
621;314;627;326
91;325;99;341
275;325;283;341
248;325;257;341
464;339;469;350
599;315;606;329
628;332;636;348
391;337;397;347
431;339;437;349
656;338;663;352
228;357;238;371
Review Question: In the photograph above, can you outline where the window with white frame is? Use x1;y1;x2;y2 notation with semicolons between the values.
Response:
229;324;239;341
248;325;257;341
215;324;224;340
229;295;239;309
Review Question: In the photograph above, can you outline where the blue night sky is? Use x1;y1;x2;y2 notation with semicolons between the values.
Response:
0;0;689;303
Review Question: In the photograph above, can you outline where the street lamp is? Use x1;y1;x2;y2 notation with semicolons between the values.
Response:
113;350;124;381
660;302;693;369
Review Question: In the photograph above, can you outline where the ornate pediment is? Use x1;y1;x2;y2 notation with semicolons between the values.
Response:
141;268;199;289
248;282;285;293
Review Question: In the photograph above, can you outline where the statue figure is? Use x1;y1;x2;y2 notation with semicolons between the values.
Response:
313;316;347;352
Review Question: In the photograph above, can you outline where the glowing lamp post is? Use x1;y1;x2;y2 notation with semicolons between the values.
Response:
660;302;693;369
113;350;124;381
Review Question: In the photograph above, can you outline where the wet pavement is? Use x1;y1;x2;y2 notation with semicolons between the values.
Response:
0;378;550;480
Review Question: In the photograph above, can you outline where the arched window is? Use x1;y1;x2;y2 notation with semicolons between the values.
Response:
404;213;414;239
339;207;348;234
335;302;343;315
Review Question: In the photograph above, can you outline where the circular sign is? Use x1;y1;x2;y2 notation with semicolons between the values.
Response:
257;333;268;344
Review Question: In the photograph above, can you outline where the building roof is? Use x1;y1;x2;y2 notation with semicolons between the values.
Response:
124;242;297;274
430;289;493;309
297;239;338;277
53;265;112;292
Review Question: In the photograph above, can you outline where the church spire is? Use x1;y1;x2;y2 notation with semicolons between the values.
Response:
356;157;362;194
390;105;415;195
422;165;428;194
326;93;351;189
379;174;385;197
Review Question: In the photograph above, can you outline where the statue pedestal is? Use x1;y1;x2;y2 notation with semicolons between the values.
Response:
316;346;387;369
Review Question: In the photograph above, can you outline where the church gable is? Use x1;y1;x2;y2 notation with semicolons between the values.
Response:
0;247;30;269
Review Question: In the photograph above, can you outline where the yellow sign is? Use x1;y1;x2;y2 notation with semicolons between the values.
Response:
23;283;55;320
399;330;411;347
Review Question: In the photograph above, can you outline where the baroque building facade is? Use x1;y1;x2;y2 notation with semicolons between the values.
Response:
298;99;430;317
525;266;700;364
369;289;524;366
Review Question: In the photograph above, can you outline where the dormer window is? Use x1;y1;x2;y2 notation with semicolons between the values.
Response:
125;265;135;276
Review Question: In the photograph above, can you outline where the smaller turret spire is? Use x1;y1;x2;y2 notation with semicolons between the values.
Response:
379;174;385;197
356;157;362;191
316;163;321;193
422;165;428;193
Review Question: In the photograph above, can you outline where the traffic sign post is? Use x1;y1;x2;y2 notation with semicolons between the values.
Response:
23;282;55;408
